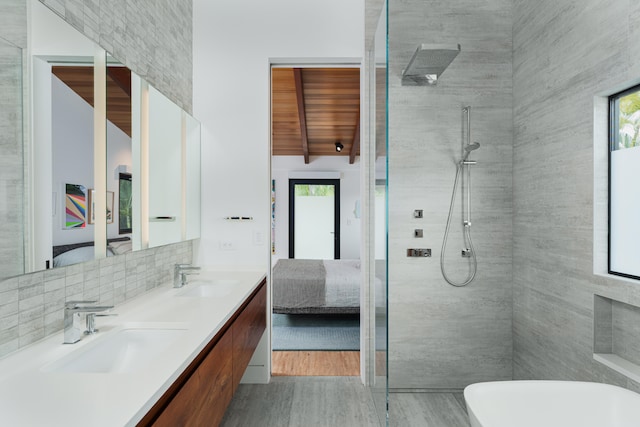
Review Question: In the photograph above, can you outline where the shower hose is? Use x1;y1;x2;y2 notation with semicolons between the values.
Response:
440;161;477;287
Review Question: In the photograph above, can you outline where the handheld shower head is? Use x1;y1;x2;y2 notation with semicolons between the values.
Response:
462;142;480;161
465;142;480;152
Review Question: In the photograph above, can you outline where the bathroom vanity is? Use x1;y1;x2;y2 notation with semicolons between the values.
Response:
0;269;266;427
141;277;266;426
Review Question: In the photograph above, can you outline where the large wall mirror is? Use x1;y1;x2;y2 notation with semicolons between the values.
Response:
0;0;201;280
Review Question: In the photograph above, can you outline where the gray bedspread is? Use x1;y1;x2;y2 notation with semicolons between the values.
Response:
272;259;326;314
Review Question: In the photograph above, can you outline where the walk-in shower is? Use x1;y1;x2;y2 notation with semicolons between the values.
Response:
441;106;480;287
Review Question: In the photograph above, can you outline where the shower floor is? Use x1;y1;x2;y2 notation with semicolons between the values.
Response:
389;392;470;427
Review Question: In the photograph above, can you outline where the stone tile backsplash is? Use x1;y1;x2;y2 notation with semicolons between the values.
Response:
0;241;192;358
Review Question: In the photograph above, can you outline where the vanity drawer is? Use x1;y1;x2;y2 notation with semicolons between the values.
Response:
152;331;233;427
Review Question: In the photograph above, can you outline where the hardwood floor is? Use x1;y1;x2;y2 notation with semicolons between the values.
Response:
272;351;360;376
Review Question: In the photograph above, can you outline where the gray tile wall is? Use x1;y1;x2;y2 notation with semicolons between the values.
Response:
39;0;193;112
0;1;27;281
0;241;192;358
513;0;640;391
388;0;513;389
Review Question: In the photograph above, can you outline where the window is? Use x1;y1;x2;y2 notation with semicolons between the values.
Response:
119;173;132;234
288;179;340;259
609;85;640;279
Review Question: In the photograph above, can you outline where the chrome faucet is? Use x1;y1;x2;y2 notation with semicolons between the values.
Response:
63;301;114;344
174;263;201;288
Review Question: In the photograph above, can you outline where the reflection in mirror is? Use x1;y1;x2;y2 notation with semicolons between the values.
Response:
0;36;24;280
184;112;201;241
105;56;133;257
148;85;182;248
25;0;201;274
31;0;98;270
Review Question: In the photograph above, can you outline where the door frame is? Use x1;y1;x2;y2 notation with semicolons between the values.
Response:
288;178;340;259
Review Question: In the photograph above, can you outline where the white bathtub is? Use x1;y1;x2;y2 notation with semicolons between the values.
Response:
464;380;640;427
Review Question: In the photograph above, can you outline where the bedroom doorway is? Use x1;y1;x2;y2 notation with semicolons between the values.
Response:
271;65;361;377
289;179;340;260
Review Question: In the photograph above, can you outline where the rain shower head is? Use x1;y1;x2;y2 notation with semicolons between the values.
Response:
402;44;461;86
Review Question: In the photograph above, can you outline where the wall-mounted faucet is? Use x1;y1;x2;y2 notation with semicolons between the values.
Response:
63;301;114;344
174;263;201;288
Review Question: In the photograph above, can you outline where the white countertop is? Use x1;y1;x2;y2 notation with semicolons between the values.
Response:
0;269;266;427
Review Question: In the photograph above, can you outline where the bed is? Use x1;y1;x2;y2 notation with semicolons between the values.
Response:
272;259;364;314
52;237;132;268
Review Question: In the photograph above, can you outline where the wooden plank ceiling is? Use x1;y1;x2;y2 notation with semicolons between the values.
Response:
52;65;132;137
272;67;360;164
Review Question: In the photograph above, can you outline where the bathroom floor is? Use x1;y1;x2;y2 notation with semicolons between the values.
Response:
220;376;470;426
389;392;470;426
220;376;380;426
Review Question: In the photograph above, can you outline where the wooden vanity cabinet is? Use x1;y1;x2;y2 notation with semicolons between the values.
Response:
139;279;266;427
231;279;267;393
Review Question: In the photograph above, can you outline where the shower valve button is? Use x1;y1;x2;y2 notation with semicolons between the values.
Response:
414;229;423;238
413;210;423;218
407;248;431;257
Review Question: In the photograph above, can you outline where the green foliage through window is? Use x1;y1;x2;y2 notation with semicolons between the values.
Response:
119;173;132;234
294;184;335;197
613;88;640;150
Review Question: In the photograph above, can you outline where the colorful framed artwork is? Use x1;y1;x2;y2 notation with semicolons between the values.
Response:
88;190;115;224
65;183;87;229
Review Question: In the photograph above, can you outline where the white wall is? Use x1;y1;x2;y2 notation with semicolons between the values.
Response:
193;0;364;269
271;156;361;261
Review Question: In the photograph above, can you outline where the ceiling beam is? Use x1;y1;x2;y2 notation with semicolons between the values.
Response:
293;68;310;164
107;67;132;97
349;108;360;164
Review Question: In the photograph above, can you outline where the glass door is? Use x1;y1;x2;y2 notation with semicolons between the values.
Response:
289;179;340;259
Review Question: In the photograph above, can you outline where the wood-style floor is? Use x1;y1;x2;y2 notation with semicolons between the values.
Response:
272;351;360;376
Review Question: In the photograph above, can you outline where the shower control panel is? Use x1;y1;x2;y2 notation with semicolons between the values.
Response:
407;248;431;257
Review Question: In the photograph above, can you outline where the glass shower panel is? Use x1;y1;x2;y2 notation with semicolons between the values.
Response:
0;37;24;279
371;1;388;425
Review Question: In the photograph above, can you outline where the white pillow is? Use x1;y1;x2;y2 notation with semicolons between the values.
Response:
108;240;132;255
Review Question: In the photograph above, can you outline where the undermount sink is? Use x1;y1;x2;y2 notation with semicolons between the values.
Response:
177;279;239;298
42;326;187;374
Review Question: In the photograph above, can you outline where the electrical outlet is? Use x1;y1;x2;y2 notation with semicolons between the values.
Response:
219;241;236;251
253;231;264;246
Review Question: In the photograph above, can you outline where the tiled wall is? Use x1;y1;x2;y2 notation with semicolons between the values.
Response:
0;1;27;280
0;241;192;358
513;0;640;392
39;0;193;112
388;0;513;389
